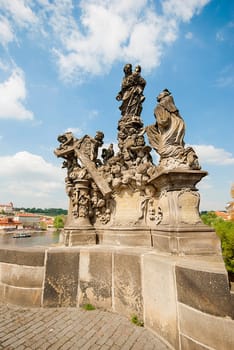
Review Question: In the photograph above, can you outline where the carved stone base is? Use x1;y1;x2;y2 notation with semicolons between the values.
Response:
62;227;97;246
97;227;152;247
152;224;221;255
149;169;221;255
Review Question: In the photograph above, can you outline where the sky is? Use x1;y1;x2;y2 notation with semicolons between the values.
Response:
0;0;233;211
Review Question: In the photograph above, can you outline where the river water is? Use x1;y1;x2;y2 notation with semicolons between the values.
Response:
0;231;61;248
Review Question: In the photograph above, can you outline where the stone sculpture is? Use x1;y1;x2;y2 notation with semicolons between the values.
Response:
116;63;146;117
55;64;219;255
54;131;113;242
146;88;200;171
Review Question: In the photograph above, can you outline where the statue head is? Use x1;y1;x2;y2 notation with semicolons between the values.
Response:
95;131;104;142
123;63;132;76
57;132;73;143
135;65;141;73
157;89;171;102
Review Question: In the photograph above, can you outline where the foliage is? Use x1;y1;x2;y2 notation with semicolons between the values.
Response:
83;303;96;311
200;211;218;226
14;207;67;216
39;221;47;231
53;215;65;229
201;212;234;273
131;315;144;327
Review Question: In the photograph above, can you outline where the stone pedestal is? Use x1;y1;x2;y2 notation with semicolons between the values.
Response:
62;179;97;246
150;170;221;255
97;227;151;247
98;188;152;247
62;227;96;246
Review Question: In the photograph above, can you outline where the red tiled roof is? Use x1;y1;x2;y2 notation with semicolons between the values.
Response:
0;218;21;225
215;211;229;220
16;213;40;217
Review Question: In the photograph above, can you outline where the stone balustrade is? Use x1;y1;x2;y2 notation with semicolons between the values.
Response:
0;245;233;350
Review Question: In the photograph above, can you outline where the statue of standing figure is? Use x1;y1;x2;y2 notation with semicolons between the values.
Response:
116;64;146;117
146;89;201;170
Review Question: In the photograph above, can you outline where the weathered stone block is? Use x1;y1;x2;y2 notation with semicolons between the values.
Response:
43;248;79;307
143;253;179;349
176;265;233;318
0;247;45;266
0;263;44;288
111;190;144;226
78;249;112;309
152;226;221;255
179;302;234;350
180;334;212;350
113;251;143;319
98;228;152;247
63;228;97;246
0;283;4;300
0;283;42;307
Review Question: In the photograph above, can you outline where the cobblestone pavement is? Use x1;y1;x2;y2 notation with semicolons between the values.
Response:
0;304;170;350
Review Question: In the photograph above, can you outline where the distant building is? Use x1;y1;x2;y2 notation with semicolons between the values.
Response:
0;217;23;231
40;216;54;229
215;211;229;221
14;213;41;229
0;202;14;214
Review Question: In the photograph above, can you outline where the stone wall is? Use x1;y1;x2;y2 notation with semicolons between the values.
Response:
0;245;233;350
0;247;45;306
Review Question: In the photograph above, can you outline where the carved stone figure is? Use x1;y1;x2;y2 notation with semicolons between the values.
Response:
116;64;146;117
101;143;114;164
54;64;215;252
146;89;201;170
76;131;104;165
55;132;112;230
57;132;75;150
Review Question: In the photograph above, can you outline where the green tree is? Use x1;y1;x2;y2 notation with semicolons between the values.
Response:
215;220;234;273
200;211;219;226
201;212;234;273
53;215;65;229
14;207;67;216
40;221;47;231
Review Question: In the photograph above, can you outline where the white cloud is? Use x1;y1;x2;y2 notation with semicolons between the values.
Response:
0;59;11;71
0;151;66;208
0;68;34;120
0;0;211;82
192;144;234;165
51;1;170;80
0;0;37;27
43;0;210;82
162;0;210;22
0;15;14;45
0;0;38;46
65;127;83;136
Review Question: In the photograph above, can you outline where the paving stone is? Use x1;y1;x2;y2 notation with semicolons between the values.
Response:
0;303;170;350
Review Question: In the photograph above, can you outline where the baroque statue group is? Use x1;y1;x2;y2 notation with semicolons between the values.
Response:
54;63;202;246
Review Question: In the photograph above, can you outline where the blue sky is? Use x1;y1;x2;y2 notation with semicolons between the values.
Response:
0;0;233;210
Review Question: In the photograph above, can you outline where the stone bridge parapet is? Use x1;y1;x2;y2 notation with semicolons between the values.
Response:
0;245;233;350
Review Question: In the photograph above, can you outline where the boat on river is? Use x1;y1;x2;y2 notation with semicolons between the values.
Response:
13;233;31;238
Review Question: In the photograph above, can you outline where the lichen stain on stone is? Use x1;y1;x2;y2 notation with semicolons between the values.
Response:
47;274;76;307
